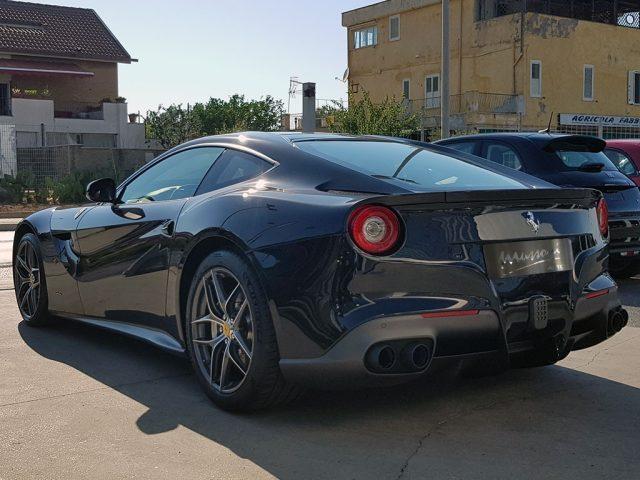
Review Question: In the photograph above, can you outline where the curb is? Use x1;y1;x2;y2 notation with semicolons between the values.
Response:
0;220;20;232
0;211;34;219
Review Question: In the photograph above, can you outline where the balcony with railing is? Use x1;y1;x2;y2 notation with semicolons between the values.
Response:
51;101;106;120
407;91;523;116
478;0;640;29
405;91;524;130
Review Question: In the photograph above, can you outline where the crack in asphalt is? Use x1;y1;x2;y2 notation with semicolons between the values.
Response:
392;368;628;479
572;332;640;369
0;372;191;409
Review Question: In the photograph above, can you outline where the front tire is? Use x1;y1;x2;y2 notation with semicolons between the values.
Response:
13;233;51;326
185;250;300;411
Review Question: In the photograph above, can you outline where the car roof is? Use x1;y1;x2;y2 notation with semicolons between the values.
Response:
133;131;555;194
185;131;386;145
439;132;606;151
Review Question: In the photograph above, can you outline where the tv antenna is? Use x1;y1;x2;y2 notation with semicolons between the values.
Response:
287;76;303;114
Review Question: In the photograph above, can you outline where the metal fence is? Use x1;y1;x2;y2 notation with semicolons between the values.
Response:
480;0;640;29
0;122;163;205
16;145;73;186
408;92;522;116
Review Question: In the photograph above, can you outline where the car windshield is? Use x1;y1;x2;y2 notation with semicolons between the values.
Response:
295;140;524;190
552;149;618;172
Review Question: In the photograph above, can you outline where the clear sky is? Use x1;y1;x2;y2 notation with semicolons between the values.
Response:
28;0;373;115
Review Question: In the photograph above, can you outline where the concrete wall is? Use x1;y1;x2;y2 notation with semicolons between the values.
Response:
344;0;522;104
522;13;640;129
67;146;163;181
16;145;164;185
1;99;146;149
343;0;640;130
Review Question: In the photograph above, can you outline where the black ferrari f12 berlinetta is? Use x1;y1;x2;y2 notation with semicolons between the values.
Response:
13;132;628;410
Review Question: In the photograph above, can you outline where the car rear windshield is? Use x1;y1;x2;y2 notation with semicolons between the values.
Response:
551;149;618;172
294;140;524;190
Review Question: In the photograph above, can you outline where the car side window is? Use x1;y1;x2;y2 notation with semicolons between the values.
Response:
604;148;637;175
484;142;523;171
445;141;477;155
196;149;273;195
120;147;224;204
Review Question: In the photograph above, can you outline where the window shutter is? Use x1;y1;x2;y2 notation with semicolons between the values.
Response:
583;66;593;100
629;71;635;104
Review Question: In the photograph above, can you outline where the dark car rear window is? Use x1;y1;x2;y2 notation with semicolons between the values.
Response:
294;140;524;190
551;149;618;172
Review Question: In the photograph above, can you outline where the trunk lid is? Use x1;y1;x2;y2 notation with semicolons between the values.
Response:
365;188;601;305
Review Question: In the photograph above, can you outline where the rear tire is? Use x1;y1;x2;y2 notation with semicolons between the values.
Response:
185;250;301;411
13;233;51;326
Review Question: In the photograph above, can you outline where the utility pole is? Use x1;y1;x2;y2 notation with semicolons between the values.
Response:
441;0;451;139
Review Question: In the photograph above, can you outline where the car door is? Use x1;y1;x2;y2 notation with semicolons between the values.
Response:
75;146;224;329
604;147;640;186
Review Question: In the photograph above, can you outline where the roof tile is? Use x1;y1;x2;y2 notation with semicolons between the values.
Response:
0;0;131;63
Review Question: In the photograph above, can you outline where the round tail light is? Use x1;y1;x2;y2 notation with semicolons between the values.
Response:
597;198;608;238
348;205;401;255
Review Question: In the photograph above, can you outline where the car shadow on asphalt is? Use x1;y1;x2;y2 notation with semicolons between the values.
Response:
19;319;640;479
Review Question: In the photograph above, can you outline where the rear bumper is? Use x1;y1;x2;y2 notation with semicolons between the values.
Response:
280;279;625;388
608;213;640;256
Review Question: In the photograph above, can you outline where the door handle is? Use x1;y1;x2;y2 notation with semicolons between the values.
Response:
160;220;175;237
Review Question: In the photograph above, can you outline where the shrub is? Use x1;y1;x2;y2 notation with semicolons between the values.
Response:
328;91;420;138
47;171;99;204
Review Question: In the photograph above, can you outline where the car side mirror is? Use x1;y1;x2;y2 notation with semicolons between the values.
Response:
86;178;117;203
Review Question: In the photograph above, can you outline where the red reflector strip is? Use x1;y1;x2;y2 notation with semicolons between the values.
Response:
421;309;480;319
585;289;609;300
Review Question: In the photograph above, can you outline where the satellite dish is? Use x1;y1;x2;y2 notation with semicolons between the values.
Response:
342;68;349;83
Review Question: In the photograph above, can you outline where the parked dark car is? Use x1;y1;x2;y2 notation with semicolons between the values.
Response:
604;139;640;186
437;133;640;278
13;133;627;411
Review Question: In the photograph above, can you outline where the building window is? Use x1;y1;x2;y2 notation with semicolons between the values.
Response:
0;83;11;116
403;79;410;99
425;74;440;109
628;71;640;105
530;60;542;98
389;15;400;41
583;65;594;101
354;26;378;49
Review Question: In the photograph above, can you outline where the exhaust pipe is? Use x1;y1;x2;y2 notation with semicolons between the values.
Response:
608;309;629;335
366;344;396;371
401;343;432;371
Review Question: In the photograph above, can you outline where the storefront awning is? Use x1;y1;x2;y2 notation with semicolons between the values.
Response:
0;60;94;77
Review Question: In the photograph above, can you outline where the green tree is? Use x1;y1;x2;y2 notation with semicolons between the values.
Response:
146;95;285;149
145;104;202;149
191;94;284;134
328;91;419;137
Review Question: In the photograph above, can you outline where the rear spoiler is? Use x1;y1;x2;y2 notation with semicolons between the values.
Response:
364;188;600;208
540;135;606;153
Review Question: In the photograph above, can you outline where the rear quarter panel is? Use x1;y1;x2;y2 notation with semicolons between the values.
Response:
169;186;363;352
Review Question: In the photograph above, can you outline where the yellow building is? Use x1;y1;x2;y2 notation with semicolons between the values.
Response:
342;0;640;137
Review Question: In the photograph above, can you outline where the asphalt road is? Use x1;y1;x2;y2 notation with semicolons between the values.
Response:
1;232;639;479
